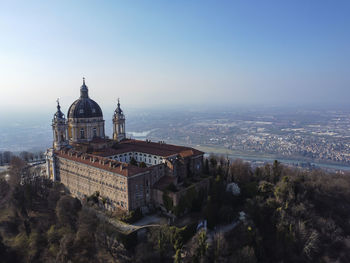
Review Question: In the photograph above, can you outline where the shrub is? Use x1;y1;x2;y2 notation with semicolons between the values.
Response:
162;191;173;212
120;208;143;223
166;183;178;192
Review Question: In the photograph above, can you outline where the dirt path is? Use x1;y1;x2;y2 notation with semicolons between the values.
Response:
95;209;162;235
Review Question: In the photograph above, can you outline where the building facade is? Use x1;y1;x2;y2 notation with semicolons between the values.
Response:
46;79;204;212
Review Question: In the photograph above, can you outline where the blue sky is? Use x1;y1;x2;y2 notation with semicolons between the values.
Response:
0;0;349;113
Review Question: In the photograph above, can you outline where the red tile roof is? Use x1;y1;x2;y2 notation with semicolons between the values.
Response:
94;139;204;158
54;149;148;177
54;140;203;177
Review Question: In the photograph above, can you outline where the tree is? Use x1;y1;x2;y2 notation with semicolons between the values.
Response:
234;246;257;263
2;151;13;164
174;248;182;263
8;156;26;186
162;191;173;212
19;151;33;162
212;232;226;263
157;227;169;259
56;195;81;229
97;220;128;261
72;208;99;262
196;230;208;261
272;160;282;183
0;235;19;263
209;156;217;169
203;159;209;174
129;157;137;166
204;196;218;229
229;159;253;184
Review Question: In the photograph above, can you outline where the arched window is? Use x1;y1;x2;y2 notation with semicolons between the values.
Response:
93;127;97;137
80;128;85;139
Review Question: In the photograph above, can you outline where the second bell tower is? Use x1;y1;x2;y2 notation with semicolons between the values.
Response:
52;99;68;150
113;99;126;141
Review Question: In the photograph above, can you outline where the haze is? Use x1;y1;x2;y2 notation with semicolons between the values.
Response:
0;0;349;114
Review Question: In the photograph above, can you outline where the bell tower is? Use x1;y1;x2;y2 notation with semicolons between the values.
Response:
113;98;126;141
52;99;68;150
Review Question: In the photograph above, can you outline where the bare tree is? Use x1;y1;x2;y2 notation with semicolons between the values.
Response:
8;156;26;186
3;151;12;164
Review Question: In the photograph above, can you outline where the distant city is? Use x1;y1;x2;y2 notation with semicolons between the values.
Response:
1;107;350;171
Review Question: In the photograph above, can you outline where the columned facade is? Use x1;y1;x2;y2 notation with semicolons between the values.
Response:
68;117;105;143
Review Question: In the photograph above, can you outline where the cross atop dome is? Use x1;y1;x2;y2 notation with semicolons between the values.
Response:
80;77;89;98
53;98;65;120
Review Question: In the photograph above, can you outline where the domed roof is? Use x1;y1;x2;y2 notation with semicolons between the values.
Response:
67;78;103;119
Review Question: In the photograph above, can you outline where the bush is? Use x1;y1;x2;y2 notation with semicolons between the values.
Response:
87;191;100;203
120;208;143;223
166;183;178;192
162;191;173;212
139;162;147;168
241;182;258;199
179;223;197;243
130;157;138;166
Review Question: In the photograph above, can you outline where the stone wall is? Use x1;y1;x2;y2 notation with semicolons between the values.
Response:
56;156;129;211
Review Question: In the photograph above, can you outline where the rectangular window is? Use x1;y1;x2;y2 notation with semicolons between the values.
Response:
80;128;85;139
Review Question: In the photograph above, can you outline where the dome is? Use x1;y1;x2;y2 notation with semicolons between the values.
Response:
68;98;103;118
67;79;103;119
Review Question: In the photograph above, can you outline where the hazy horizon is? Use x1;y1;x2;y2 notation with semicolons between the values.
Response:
1;102;350;123
1;1;350;113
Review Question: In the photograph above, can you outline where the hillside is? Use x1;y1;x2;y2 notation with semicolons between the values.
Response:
0;157;350;262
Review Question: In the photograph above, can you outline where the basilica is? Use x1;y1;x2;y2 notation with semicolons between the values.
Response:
46;79;204;212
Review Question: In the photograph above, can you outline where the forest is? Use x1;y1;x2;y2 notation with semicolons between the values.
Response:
0;156;350;262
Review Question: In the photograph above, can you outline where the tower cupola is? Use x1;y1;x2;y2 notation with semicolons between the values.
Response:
54;99;65;120
80;77;89;98
52;99;68;150
113;98;126;141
